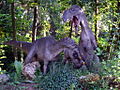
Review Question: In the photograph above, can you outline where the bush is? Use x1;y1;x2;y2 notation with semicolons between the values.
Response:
35;61;108;90
35;62;81;90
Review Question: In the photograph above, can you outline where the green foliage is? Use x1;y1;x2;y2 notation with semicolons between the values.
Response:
0;14;12;32
32;54;120;89
33;60;118;90
35;62;79;90
102;58;120;78
14;60;23;81
1;58;120;89
0;0;119;89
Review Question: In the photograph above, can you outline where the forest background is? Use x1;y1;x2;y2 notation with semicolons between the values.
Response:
0;0;120;89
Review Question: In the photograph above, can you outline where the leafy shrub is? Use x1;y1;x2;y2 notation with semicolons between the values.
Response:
14;60;23;81
34;58;120;90
35;62;80;90
34;61;109;90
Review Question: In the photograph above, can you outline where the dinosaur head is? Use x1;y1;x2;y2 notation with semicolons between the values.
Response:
71;46;86;69
62;5;83;22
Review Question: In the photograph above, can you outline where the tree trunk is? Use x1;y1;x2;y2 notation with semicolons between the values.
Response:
11;2;17;60
48;7;58;37
32;0;38;42
49;15;57;37
107;1;120;59
94;0;99;41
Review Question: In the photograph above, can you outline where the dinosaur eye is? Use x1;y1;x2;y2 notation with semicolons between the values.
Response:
73;51;78;59
71;8;75;11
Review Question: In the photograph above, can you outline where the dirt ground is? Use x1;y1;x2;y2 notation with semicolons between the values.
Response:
0;83;40;90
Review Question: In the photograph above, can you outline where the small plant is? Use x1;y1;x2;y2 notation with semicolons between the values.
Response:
14;60;23;81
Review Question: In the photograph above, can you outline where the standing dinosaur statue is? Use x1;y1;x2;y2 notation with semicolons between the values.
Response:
62;5;100;70
62;5;97;50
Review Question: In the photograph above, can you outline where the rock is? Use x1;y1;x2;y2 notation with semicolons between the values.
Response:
79;73;100;82
22;62;40;80
0;74;10;83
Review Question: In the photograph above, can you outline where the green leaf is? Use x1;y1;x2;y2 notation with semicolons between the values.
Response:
14;60;23;76
8;0;14;3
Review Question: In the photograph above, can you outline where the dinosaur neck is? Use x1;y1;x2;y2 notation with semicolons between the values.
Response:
79;13;97;51
49;38;75;58
80;13;92;33
49;41;65;58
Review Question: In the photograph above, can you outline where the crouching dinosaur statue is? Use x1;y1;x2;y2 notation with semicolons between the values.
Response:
4;38;85;69
4;36;85;75
24;36;85;74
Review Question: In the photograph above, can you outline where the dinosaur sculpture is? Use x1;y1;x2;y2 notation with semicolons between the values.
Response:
62;5;97;50
62;5;100;70
4;36;85;74
3;40;41;71
24;36;84;74
64;46;86;68
4;40;32;54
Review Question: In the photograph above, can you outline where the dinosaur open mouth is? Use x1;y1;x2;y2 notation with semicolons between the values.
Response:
72;16;79;27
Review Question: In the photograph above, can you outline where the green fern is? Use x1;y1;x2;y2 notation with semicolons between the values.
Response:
14;60;23;81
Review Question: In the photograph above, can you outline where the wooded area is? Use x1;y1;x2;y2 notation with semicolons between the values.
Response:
0;0;120;89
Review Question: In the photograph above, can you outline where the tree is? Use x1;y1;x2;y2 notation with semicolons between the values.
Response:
32;0;39;42
11;1;17;60
94;0;99;41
